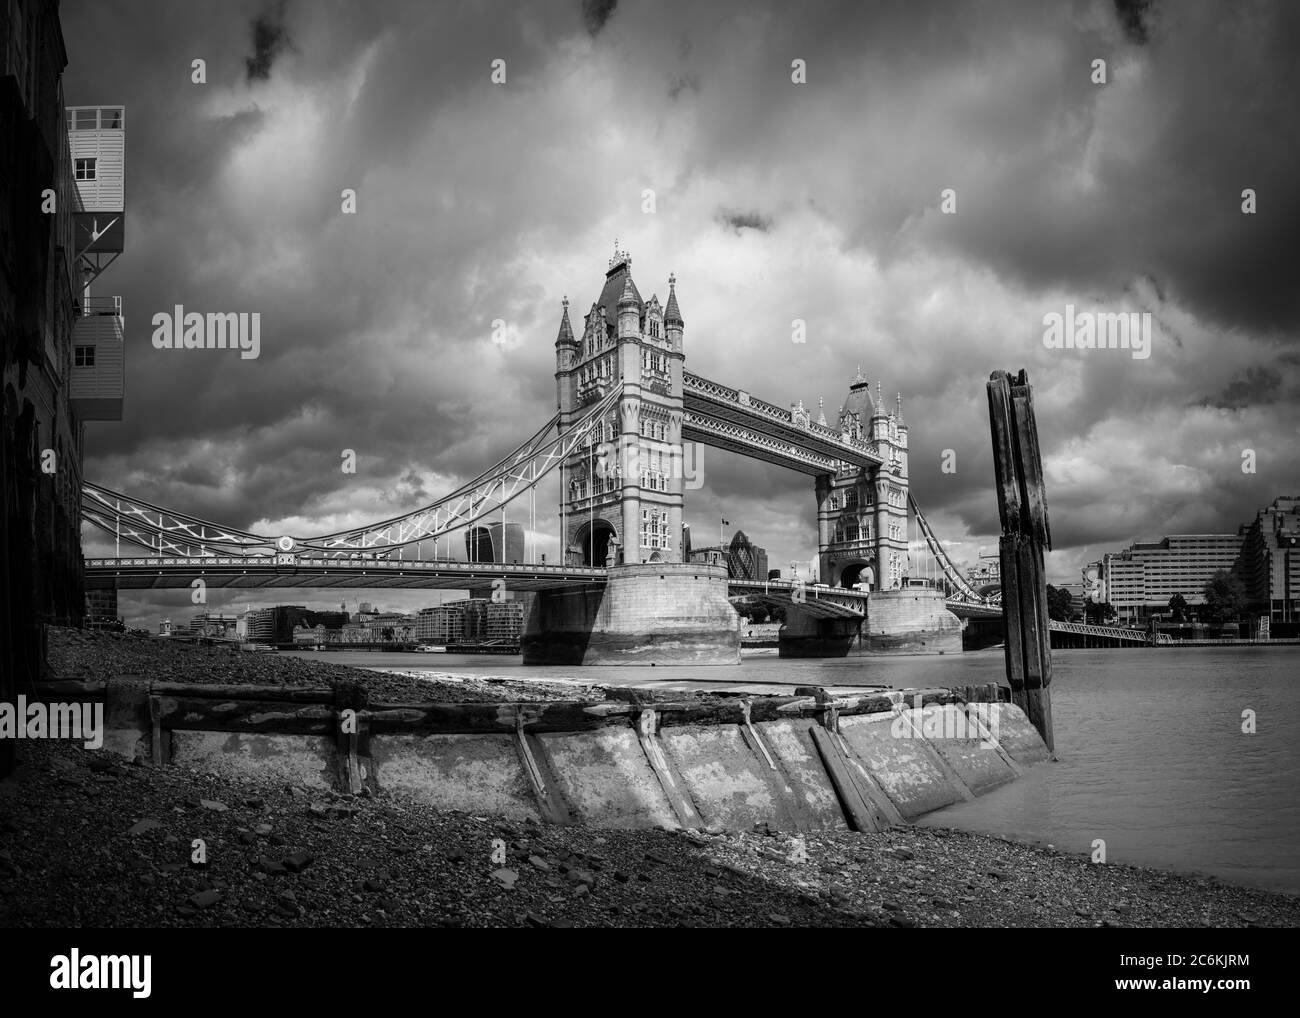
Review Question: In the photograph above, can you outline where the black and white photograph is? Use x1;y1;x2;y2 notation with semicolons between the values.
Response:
1;0;1295;996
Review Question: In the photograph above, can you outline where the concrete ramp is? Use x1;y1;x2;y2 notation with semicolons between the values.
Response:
837;711;967;819
537;728;679;828
659;724;801;831
755;719;849;831
170;731;335;789
369;733;538;819
914;704;1019;796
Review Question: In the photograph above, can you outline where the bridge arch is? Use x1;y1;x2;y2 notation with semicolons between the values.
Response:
837;558;875;590
571;518;618;566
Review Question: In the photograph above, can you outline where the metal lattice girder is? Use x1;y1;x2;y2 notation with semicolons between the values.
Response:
82;486;271;557
83;386;624;559
683;372;883;471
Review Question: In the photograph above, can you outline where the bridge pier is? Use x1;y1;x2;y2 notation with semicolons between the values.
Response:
779;589;963;657
522;562;740;666
777;610;863;658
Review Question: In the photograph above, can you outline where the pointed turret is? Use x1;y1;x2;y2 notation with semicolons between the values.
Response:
618;274;638;308
554;296;576;347
618;273;639;340
664;272;683;327
664;272;684;353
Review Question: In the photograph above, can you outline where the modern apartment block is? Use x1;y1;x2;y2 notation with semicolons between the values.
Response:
1095;497;1300;622
415;604;466;644
1102;534;1245;621
1238;496;1300;623
458;598;525;643
188;612;239;639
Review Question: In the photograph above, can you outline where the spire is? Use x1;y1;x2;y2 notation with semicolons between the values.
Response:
896;392;903;423
555;295;576;346
875;379;884;415
817;396;827;426
853;364;866;385
664;272;683;326
608;238;631;271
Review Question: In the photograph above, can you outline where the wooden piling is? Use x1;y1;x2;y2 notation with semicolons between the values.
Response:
987;370;1054;752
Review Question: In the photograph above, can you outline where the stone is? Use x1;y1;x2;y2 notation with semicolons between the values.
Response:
568;868;596;887
283;851;314;873
188;889;221;909
527;855;550;872
128;818;162;836
199;799;228;812
491;868;519;890
254;824;273;836
257;857;288;876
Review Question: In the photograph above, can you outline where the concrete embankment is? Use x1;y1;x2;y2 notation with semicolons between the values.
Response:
29;675;1049;833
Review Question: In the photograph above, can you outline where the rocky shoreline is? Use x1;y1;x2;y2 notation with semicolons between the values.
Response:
1;739;1295;929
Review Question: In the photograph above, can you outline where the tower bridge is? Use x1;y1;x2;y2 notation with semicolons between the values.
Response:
82;246;1005;663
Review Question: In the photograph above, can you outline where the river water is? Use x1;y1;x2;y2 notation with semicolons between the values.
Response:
284;645;1300;895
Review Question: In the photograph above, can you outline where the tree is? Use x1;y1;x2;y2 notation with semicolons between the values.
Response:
1084;599;1116;625
1203;570;1247;623
1045;584;1073;622
1168;592;1189;622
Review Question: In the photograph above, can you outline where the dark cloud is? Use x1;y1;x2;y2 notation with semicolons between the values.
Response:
582;0;618;36
1113;0;1153;45
1213;365;1284;410
245;2;292;82
717;209;773;234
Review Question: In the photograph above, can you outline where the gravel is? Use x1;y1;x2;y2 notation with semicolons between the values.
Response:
44;628;744;707
2;740;1296;928
44;628;603;704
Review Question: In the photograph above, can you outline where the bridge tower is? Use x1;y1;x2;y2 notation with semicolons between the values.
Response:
816;372;910;590
554;244;685;566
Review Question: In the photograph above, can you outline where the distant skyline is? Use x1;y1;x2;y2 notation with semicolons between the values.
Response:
60;1;1300;626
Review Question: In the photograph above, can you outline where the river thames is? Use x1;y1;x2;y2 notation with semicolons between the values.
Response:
286;644;1300;895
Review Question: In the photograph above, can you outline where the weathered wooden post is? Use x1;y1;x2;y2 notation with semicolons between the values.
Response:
987;370;1054;753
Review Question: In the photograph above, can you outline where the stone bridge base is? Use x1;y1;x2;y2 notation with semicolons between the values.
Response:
522;562;741;666
780;588;963;657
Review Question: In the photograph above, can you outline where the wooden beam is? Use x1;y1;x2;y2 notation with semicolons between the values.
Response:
987;370;1055;753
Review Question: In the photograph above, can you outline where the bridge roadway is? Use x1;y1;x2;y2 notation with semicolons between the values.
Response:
82;556;608;592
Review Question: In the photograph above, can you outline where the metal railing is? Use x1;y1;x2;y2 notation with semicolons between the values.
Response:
74;296;122;316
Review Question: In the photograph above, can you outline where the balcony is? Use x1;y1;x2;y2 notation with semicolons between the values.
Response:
69;297;124;421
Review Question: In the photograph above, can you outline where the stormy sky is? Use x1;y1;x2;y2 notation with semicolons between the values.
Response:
60;0;1300;626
